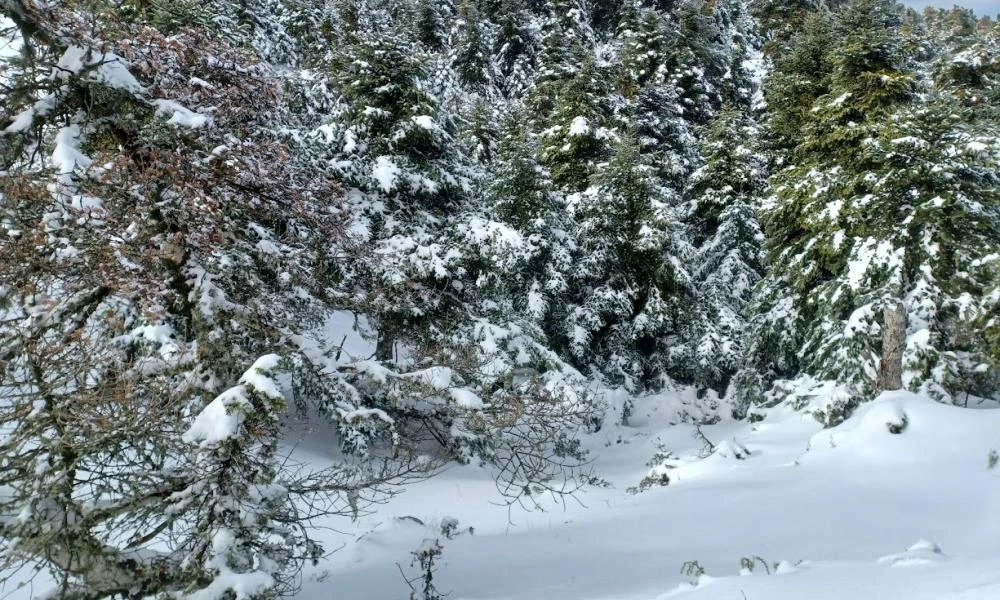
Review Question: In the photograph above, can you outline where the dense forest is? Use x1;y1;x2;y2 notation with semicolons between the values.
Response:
1;0;999;597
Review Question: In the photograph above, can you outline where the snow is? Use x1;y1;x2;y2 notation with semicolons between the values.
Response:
568;116;590;136
6;386;999;599
878;539;946;567
846;237;901;291
891;135;926;148
372;156;400;192
183;354;284;446
287;389;1000;600
411;115;436;130
54;45;143;92
830;91;852;107
154;99;211;128
240;354;283;399
90;52;143;92
402;365;454;390
5;107;36;133
185;527;275;600
56;45;89;75
51;125;93;175
343;129;357;154
183;387;248;446
449;388;484;409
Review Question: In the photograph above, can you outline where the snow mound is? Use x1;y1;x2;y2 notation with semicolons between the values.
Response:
712;439;751;460
878;539;948;567
659;574;717;598
803;390;1000;466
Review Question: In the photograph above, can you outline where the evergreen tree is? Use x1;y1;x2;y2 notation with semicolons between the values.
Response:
537;57;614;193
617;2;674;96
567;131;686;389
686;107;765;394
530;0;595;118
313;3;603;498
589;0;625;34
477;108;574;347
753;0;822;56
492;0;542;97
666;0;728;125
743;0;1000;423
453;2;498;90
762;8;836;151
413;0;455;51
325;13;470;358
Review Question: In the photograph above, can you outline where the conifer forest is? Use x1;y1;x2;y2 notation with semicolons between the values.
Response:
1;0;1000;598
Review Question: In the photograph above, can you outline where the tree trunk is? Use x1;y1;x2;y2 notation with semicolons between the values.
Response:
376;327;395;362
877;300;906;391
13;534;182;598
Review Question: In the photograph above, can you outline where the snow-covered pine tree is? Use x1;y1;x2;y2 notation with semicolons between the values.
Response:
742;0;916;423
482;107;572;324
179;356;316;600
616;3;697;196
530;1;613;194
491;0;542;98
760;5;836;152
616;1;670;95
686;106;765;396
742;0;1000;424
752;0;823;56
868;99;1000;402
567;129;686;390
538;56;615;193
666;0;729;126
323;7;471;360
412;0;455;51
928;11;1000;114
712;0;761;108
310;1;603;502
452;1;499;90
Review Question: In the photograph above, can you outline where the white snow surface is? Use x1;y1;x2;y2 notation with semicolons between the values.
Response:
4;386;999;600
290;389;1000;600
51;125;93;175
372;156;401;192
568;115;590;136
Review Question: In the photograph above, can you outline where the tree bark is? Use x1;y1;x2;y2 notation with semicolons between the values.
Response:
877;300;906;391
375;328;395;362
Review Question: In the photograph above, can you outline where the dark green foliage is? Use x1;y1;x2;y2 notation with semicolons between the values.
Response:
567;131;686;388
763;9;836;150
740;0;1000;422
537;58;613;193
454;4;495;88
686;107;764;393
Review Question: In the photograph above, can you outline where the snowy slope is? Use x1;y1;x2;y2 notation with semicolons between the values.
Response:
296;390;1000;600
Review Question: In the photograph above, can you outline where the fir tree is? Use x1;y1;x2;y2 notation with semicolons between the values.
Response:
743;0;1000;423
492;0;541;97
453;2;498;90
478;108;573;346
567;131;686;389
537;57;614;193
325;13;470;358
762;7;836;151
686;107;765;394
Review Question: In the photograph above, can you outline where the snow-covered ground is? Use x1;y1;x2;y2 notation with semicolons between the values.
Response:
298;389;1000;600
1;315;996;599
